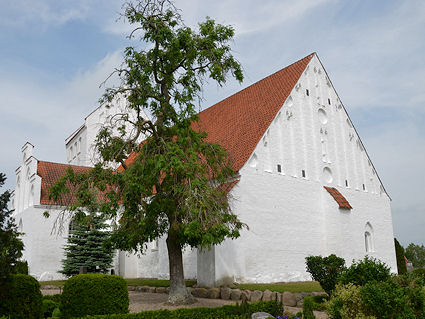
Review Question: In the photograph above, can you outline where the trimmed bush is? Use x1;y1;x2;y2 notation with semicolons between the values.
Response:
2;274;43;319
302;296;316;319
339;256;390;286
79;300;282;318
61;274;129;318
305;254;345;295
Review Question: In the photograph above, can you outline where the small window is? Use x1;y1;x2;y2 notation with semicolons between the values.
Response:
277;164;282;173
345;180;349;187
328;98;331;105
302;170;306;178
362;184;366;191
306;89;309;96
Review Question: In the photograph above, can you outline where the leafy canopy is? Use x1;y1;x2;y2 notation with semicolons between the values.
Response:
49;0;245;255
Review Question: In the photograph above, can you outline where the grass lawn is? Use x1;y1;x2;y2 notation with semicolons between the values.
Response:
230;281;323;293
39;278;196;288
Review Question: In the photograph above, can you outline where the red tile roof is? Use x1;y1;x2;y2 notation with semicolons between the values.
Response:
121;53;313;171
324;186;353;210
37;161;92;205
193;53;314;171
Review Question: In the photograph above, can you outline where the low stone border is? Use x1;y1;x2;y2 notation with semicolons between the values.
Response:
129;285;326;307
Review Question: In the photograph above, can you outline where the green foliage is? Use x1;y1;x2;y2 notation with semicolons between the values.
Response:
394;238;407;274
310;295;328;311
51;307;61;318
14;260;29;275
49;0;245;303
79;300;282;318
42;299;58;318
0;274;43;319
42;294;62;304
60;274;129;318
327;276;425;319
411;268;425;284
326;283;374;319
339;256;390;286
405;243;425;268
360;277;425;319
303;296;316;319
305;254;346;295
0;172;24;312
60;214;114;277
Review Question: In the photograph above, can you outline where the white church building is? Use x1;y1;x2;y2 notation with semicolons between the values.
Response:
11;53;397;284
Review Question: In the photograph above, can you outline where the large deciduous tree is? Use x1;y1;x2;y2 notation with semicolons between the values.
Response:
405;243;425;269
50;0;245;304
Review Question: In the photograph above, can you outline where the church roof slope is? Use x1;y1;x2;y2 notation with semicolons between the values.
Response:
193;53;314;172
37;161;93;205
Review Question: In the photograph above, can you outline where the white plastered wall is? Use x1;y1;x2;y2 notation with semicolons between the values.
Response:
202;54;396;285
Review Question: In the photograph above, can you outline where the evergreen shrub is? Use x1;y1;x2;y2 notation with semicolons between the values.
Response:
394;238;407;274
305;254;345;295
60;274;129;318
78;300;282;318
339;256;390;286
4;274;43;319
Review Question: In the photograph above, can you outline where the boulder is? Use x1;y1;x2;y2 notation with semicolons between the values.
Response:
270;291;278;302
155;287;166;294
148;286;156;293
282;291;297;307
241;289;251;301
250;290;263;302
220;287;231;300
296;299;304;308
127;286;136;291
251;312;273;319
207;288;220;299
230;288;242;301
262;289;273;301
192;287;209;298
293;292;303;302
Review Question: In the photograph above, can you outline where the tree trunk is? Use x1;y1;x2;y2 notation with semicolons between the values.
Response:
166;230;195;304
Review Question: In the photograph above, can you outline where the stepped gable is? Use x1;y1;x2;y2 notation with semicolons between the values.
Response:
193;53;314;172
37;161;92;205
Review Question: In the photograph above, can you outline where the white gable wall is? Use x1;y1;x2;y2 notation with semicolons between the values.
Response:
205;55;397;285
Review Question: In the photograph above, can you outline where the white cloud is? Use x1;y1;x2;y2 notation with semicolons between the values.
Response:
0;0;90;29
0;50;124;191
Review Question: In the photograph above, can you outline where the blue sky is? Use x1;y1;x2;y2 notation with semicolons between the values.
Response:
0;0;424;247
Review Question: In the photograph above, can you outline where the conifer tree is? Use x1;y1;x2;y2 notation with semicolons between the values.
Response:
60;215;114;277
0;173;24;315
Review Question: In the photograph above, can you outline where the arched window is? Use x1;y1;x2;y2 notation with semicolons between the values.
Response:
364;222;374;253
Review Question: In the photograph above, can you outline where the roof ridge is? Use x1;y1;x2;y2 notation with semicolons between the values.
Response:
37;160;94;169
199;52;315;116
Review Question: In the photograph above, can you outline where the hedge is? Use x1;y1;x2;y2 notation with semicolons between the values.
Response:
61;274;129;318
1;274;43;319
80;300;283;319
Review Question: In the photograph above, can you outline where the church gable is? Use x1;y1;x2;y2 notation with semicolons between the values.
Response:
241;54;388;199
